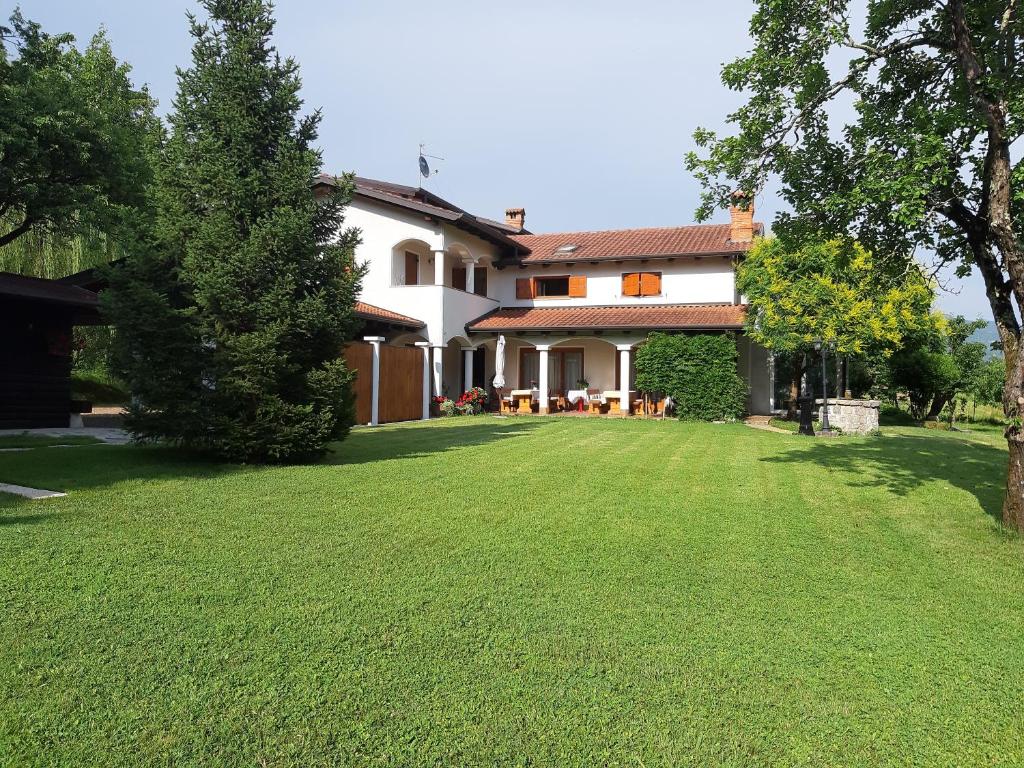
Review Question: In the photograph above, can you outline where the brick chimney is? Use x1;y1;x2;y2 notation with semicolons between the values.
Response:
729;191;754;242
505;207;526;231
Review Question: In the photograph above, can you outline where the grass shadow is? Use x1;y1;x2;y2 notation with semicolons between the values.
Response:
761;432;1007;522
0;418;544;506
327;417;543;466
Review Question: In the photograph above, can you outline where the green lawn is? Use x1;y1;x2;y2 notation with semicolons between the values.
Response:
1;417;1022;766
0;433;104;449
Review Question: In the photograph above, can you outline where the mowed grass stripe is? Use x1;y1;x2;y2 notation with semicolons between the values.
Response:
1;417;1022;766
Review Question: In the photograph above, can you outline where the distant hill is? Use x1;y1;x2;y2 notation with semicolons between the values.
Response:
968;320;1002;357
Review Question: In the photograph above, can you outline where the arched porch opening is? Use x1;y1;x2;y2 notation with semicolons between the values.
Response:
390;238;432;286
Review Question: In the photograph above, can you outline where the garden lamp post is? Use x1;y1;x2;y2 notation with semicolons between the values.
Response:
813;339;832;434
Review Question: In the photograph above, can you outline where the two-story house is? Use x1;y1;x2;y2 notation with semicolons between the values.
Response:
315;175;772;419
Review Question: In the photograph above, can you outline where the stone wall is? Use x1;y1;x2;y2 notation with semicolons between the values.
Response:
818;398;880;435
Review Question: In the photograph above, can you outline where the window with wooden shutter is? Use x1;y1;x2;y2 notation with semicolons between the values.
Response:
452;267;467;291
639;272;661;296
568;275;587;298
405;251;419;285
622;272;640;296
473;266;488;296
516;277;534;299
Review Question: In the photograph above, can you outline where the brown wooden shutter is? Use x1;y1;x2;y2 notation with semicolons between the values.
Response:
568;275;587;298
452;267;467;291
404;252;418;285
622;272;640;296
640;272;661;296
474;266;488;296
516;277;534;299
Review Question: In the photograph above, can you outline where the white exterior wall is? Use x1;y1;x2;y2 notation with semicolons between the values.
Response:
341;196;770;412
737;335;772;415
344;198;499;346
491;256;736;307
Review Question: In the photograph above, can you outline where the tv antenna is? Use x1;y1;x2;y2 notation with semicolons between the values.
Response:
418;143;444;186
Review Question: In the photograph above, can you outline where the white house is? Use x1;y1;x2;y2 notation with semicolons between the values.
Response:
315;175;773;420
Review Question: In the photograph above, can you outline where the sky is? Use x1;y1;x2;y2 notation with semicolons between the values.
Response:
16;0;989;319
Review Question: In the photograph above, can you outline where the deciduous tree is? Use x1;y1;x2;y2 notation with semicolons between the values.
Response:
737;237;932;414
687;0;1024;528
0;11;157;249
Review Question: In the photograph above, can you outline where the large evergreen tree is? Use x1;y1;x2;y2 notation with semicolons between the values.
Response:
105;0;363;463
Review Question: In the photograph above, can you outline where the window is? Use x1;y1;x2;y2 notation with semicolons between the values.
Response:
535;276;571;297
516;275;587;299
622;272;661;297
520;348;585;392
452;266;467;291
474;266;488;297
404;251;419;286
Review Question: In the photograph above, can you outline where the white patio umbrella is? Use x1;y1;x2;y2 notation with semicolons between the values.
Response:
492;335;506;390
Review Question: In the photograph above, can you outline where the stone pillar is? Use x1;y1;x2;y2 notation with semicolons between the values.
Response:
536;344;551;414
363;336;384;426
617;344;632;415
464;259;476;294
431;345;444;401
463;347;475;392
432;249;446;286
415;342;431;419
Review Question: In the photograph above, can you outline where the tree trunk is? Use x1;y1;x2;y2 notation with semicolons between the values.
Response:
948;0;1024;529
786;357;803;419
926;394;949;421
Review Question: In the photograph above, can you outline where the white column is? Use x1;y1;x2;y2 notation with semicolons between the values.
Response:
363;336;384;426
463;347;475;392
536;344;551;415
617;344;632;415
415;342;431;419
464;259;476;294
431;345;444;400
432;249;446;286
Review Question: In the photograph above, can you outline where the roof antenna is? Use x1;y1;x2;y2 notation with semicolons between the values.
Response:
418;143;443;187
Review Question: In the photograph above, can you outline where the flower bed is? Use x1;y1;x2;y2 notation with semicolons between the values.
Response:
433;387;489;417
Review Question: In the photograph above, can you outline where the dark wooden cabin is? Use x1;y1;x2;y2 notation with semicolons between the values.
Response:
1;272;102;428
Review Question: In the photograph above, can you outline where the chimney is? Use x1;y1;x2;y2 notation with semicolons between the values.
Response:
505;207;526;231
729;191;754;242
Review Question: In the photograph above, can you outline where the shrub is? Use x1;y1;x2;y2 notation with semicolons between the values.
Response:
456;386;488;414
635;333;747;421
434;397;458;417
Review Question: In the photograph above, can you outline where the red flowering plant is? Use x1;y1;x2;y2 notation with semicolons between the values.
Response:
455;386;489;414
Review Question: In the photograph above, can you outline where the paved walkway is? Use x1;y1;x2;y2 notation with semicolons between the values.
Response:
743;415;792;434
0;427;131;444
0;483;66;500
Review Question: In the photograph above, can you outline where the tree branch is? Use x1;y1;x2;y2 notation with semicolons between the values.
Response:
0;215;34;248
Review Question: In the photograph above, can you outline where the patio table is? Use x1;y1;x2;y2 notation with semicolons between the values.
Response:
510;389;535;414
566;389;589;412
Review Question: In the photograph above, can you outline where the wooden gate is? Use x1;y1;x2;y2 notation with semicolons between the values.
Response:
379;344;423;423
344;343;373;425
343;342;423;425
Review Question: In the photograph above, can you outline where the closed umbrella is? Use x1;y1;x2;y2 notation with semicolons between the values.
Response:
493;335;506;390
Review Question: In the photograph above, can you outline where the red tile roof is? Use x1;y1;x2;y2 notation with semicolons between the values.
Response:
354;301;425;329
507;223;761;264
467;304;747;332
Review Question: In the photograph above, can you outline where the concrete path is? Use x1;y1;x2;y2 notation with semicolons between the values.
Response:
0;427;130;444
744;415;792;434
0;483;66;500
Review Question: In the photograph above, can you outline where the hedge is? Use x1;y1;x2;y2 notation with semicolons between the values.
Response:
634;332;748;420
